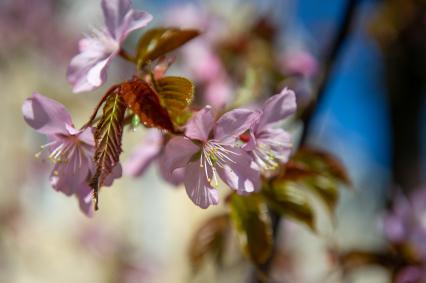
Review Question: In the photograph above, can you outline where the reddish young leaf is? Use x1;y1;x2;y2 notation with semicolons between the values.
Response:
136;28;200;66
119;77;176;133
294;147;351;185
266;147;350;220
90;89;127;209
282;160;315;180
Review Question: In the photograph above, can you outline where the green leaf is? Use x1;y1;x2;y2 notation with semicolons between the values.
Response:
293;148;350;185
156;76;194;125
307;175;339;213
136;28;200;66
263;181;316;231
189;214;229;272
229;193;273;265
282;161;339;213
90;90;127;209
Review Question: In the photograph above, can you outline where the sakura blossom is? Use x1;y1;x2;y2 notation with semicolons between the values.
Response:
22;93;95;214
243;88;296;173
67;0;152;93
162;106;260;208
383;188;426;260
22;93;121;215
395;266;426;283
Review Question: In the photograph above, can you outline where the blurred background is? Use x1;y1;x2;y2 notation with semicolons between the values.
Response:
0;0;425;282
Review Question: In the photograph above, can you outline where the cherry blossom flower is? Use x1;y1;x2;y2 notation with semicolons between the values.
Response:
22;93;121;215
383;188;426;260
280;49;318;78
165;3;232;108
243;88;296;173
161;106;260;208
280;48;318;109
395;266;426;283
67;0;152;93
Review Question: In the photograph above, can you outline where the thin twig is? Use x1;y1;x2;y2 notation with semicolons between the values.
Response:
80;85;118;129
119;48;136;63
300;0;360;143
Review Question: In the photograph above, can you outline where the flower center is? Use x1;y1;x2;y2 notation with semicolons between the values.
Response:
239;133;250;143
252;140;292;171
35;137;91;173
199;141;238;187
91;29;120;54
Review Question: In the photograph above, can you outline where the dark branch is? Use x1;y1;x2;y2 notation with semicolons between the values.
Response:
300;0;360;143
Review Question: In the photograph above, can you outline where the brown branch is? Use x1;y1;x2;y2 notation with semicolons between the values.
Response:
300;0;360;143
80;85;118;129
119;48;136;63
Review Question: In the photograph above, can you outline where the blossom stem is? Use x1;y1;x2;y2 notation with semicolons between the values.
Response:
119;48;136;63
81;85;119;129
149;71;160;91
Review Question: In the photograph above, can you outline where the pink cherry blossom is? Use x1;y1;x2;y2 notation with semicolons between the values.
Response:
165;4;232;108
67;0;152;93
383;188;426;260
395;266;426;283
22;93;121;216
243;88;296;173
280;49;318;78
162;106;260;208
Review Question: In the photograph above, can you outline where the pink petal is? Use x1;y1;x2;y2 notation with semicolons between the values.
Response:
383;194;411;242
119;10;153;41
281;50;318;77
158;161;185;186
185;106;215;141
86;57;111;87
75;127;96;147
216;146;260;194
50;161;91;196
184;161;219;209
68;51;113;93
204;78;232;109
395;266;425;283
102;0;152;41
182;41;222;82
383;214;406;243
123;130;162;177
161;136;199;178
75;183;94;217
257;88;297;129
257;128;293;163
22;92;72;135
214;108;257;143
104;164;123;187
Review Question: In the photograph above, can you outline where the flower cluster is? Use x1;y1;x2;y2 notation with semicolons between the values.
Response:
67;0;152;93
127;88;296;208
22;0;297;214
